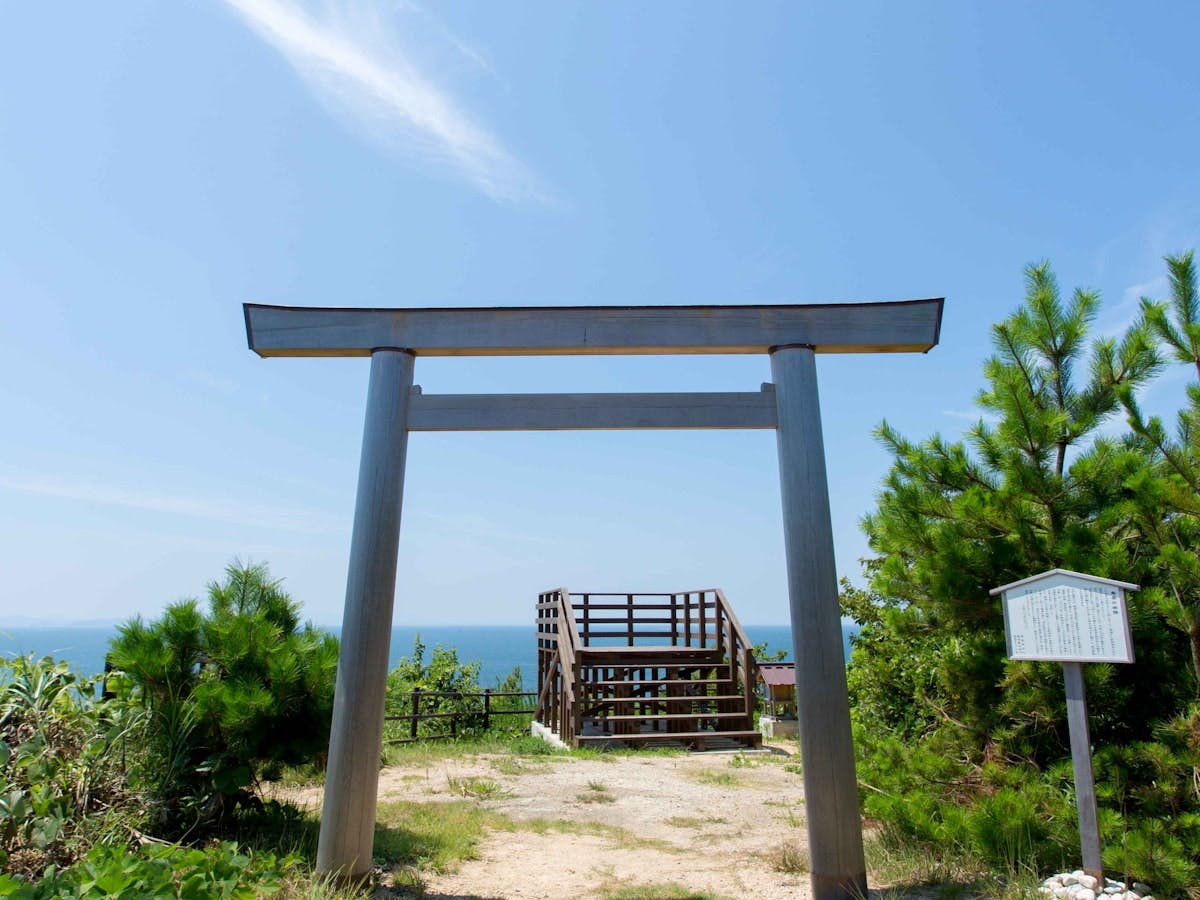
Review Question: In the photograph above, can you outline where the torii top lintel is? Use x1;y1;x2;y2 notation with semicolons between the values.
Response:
244;298;943;358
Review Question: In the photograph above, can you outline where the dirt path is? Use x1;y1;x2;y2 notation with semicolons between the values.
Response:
291;745;814;899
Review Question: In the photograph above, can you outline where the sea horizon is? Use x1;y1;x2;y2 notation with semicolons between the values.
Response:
1;622;857;690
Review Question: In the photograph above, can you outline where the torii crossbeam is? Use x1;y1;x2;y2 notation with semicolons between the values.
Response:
244;298;944;900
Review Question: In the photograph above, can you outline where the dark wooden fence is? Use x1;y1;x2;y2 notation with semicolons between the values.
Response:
384;688;537;743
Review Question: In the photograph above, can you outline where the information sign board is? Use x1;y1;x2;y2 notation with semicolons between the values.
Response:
991;568;1138;881
991;569;1135;664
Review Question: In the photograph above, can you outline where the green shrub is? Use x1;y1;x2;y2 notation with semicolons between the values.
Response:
1102;816;1200;895
844;256;1200;894
383;636;527;743
0;840;294;899
0;655;146;879
108;560;339;835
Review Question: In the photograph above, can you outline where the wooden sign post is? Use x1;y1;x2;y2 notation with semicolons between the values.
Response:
990;569;1137;883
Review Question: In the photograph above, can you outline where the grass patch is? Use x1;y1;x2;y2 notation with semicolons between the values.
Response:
271;762;328;789
861;830;1051;900
227;800;325;862
374;799;510;874
663;816;729;829
772;804;804;828
576;791;617;804
764;841;809;874
446;775;510;799
519;817;676;853
382;732;562;768
277;873;366;900
366;797;682;891
728;751;758;769
576;780;616;804
783;762;802;775
568;745;683;761
489;754;548;776
688;769;741;787
595;882;736;900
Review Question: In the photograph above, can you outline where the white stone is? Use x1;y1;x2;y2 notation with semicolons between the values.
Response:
1054;887;1072;899
1077;875;1098;890
1077;889;1096;900
1064;874;1081;886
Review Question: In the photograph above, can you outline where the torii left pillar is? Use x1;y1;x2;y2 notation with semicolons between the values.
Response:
316;349;415;881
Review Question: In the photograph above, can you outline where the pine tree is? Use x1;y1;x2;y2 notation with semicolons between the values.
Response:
854;260;1179;756
1121;250;1200;690
844;258;1200;891
108;560;339;831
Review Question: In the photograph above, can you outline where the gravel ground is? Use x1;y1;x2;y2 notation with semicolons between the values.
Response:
289;743;817;899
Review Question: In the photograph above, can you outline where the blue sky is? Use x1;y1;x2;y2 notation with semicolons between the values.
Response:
2;2;1198;626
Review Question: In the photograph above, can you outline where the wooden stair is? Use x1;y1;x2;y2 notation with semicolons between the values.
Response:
535;589;762;751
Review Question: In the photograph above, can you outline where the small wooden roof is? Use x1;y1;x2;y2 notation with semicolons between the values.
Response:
989;568;1139;596
757;663;796;687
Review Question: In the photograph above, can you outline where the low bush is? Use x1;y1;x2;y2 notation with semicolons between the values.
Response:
0;561;356;898
0;841;296;899
0;655;146;879
383;636;528;743
107;561;339;835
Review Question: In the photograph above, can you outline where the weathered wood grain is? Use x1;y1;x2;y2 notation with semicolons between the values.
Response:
1064;662;1104;881
316;350;415;881
770;345;868;900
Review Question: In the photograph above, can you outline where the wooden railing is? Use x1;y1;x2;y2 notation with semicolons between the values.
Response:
536;588;758;746
385;689;536;744
536;588;583;745
712;588;758;726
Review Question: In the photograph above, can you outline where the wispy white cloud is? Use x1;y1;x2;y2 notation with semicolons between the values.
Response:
1122;275;1169;306
941;408;977;422
184;368;239;394
221;0;542;202
0;473;341;535
1095;274;1169;340
414;510;555;546
398;0;496;78
942;409;998;425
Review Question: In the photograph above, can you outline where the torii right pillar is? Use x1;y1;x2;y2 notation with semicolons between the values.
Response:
771;343;868;900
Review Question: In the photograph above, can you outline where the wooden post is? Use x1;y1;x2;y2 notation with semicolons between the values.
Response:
316;349;415;881
1063;662;1103;881
483;688;492;730
409;688;421;740
770;344;868;900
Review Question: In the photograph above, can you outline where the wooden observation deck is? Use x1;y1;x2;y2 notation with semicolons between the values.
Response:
535;588;762;750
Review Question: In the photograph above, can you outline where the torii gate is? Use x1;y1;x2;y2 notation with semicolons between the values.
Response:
244;298;943;900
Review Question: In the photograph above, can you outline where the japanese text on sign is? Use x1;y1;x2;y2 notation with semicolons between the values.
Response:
1001;573;1133;664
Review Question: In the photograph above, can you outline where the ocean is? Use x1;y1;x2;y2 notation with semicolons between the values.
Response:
0;623;855;689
